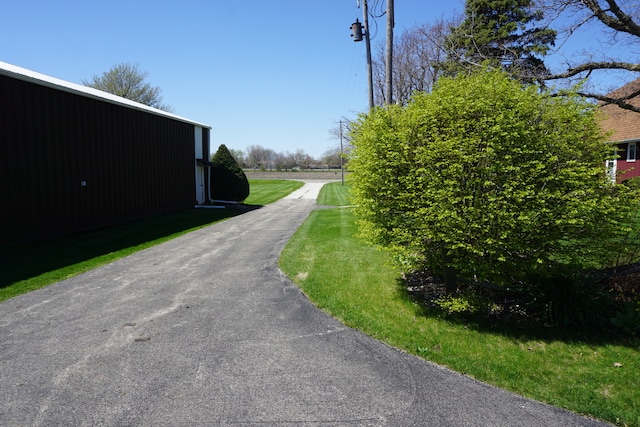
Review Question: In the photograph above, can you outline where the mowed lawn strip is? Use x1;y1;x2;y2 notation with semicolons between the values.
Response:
244;179;303;205
0;179;302;302
279;182;640;427
316;181;352;206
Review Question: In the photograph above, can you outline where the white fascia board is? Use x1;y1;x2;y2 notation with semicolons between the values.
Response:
0;60;211;129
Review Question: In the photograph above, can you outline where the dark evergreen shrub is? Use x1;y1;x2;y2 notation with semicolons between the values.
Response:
210;144;250;202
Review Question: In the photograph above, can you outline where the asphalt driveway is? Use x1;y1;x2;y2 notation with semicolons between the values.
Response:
0;182;609;426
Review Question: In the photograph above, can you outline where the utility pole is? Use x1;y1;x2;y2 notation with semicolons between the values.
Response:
362;0;374;109
351;1;374;110
339;120;344;185
385;0;394;105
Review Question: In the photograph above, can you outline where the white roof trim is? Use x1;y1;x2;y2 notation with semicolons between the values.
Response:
0;60;211;129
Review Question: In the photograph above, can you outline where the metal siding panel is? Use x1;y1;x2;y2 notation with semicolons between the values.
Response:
0;77;8;239
2;75;199;244
100;104;111;214
18;81;40;236
0;76;24;241
120;106;134;216
79;96;94;221
110;105;125;217
62;92;81;230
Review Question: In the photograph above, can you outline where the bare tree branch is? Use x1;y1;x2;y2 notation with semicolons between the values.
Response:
577;91;640;112
581;0;640;36
533;0;640;111
372;17;459;106
545;60;640;79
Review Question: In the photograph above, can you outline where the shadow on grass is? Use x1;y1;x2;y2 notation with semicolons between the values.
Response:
395;275;640;349
0;205;262;289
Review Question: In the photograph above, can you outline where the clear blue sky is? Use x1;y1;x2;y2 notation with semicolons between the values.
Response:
1;1;631;159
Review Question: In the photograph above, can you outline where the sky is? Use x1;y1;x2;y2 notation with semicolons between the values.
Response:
1;1;635;159
0;0;464;159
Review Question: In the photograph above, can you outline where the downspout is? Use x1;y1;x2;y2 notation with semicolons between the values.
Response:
208;164;213;204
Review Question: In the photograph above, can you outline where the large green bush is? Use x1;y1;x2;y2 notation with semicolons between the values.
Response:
349;70;639;293
210;144;250;202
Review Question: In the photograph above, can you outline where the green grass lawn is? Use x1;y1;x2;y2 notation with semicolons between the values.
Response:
280;182;640;427
0;179;302;302
316;181;351;206
244;180;303;205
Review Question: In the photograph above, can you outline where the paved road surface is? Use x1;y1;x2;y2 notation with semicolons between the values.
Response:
0;182;609;426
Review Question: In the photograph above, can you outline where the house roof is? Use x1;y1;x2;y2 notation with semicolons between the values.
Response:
599;78;640;142
0;60;211;129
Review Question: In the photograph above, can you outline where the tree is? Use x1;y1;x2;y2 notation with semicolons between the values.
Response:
349;70;638;293
372;18;458;105
444;0;556;82
292;149;315;169
273;152;296;172
245;145;276;170
537;0;640;112
210;144;250;202
321;147;344;169
83;63;172;111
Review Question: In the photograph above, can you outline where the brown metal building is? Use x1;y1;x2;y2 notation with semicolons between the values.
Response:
0;61;212;244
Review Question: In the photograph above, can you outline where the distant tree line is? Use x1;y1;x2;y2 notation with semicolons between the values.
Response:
224;145;348;171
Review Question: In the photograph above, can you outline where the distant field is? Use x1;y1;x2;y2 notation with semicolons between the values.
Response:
245;170;347;181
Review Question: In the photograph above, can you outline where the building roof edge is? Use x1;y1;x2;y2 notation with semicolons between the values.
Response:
0;60;211;129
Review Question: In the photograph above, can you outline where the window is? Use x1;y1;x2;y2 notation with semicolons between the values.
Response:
628;142;637;162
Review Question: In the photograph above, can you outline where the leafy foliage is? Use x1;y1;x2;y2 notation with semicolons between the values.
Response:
434;292;490;315
210;144;250;202
349;70;639;294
